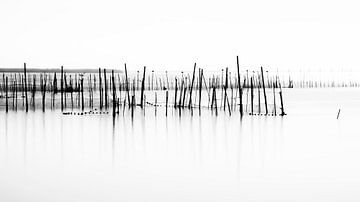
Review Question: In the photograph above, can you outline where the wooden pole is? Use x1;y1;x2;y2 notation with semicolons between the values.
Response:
261;67;268;115
198;68;203;115
5;76;8;112
165;90;169;116
250;76;254;115
278;77;286;116
112;70;116;117
124;64;130;107
104;69;108;109
24;63;28;112
15;74;18;110
81;77;84;111
188;63;196;108
140;66;146;108
236;56;243;116
273;82;277;116
99;68;102;110
223;67;228;111
174;78;178;108
61;66;64;111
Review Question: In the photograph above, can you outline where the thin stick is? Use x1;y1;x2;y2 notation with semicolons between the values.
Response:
124;64;130;107
188;63;196;108
112;70;116;117
5;76;8;112
24;63;28;112
166;90;168;116
140;66;146;108
236;56;243;116
261;67;268;115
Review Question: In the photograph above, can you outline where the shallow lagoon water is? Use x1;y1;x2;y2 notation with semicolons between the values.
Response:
1;88;360;201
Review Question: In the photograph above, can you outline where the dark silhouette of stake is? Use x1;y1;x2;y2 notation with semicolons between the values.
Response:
12;77;15;109
140;66;146;108
155;92;157;116
188;63;196;108
273;83;277;115
24;63;28;112
81;77;84;111
236;56;243;116
131;95;135;118
15;75;18;110
5;76;8;112
260;67;268;114
61;66;64;111
53;72;57;94
112;70;116;117
198;68;203;115
124;64;130;107
166;90;168;116
174;78;178;108
278;77;286;116
104;69;108;109
70;76;74;109
250;76;254;115
41;74;47;112
99;68;102;110
213;86;218;116
179;79;184;108
63;74;67;109
31;75;36;110
223;67;228;111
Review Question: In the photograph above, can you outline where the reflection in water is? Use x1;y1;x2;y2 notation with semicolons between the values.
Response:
2;88;360;201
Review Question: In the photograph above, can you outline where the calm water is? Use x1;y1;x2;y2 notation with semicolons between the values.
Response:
1;88;360;201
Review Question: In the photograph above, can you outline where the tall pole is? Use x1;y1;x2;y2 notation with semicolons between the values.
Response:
24;63;28;112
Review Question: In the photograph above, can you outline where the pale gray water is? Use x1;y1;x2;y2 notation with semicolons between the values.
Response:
1;88;360;201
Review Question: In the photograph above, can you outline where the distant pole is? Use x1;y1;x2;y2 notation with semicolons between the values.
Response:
5;76;8;113
81;77;84;111
261;67;268;115
273;83;277;116
140;66;146;108
165;90;168;116
223;67;228;111
188;63;196;108
112;70;116;117
236;56;243;116
198;68;203;115
61;66;64;111
278;77;286;116
99;68;102;110
104;68;108;109
124;64;130;107
15;74;18;110
250;76;254;115
24;63;28;112
174;78;178;108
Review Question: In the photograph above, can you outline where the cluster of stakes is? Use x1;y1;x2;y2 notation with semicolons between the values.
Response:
0;57;286;117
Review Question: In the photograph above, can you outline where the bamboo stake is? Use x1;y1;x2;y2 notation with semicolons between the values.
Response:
99;68;103;110
124;64;130;107
5;76;8;112
140;66;146;108
188;63;196;108
61;66;64;111
236;56;243;116
261;67;268;115
24;63;28;112
112;70;116;117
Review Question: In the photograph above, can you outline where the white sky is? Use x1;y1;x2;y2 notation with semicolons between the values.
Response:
0;0;360;71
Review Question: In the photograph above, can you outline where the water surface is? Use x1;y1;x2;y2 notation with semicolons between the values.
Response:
1;88;360;201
